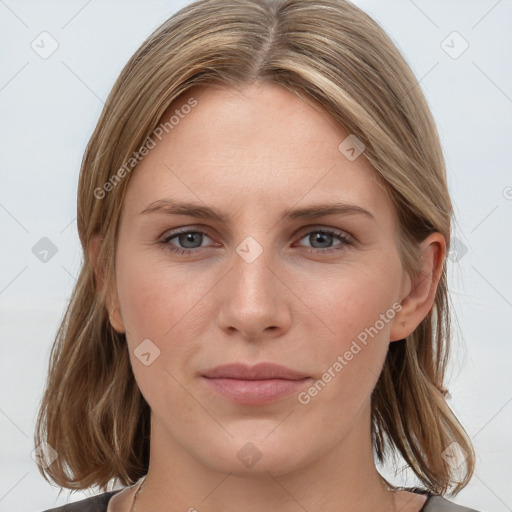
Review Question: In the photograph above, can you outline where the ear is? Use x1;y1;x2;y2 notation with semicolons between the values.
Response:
88;234;126;334
389;232;446;342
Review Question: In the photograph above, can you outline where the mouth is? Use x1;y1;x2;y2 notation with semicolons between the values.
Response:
201;362;312;405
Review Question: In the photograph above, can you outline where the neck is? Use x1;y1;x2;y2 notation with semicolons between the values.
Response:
134;406;398;512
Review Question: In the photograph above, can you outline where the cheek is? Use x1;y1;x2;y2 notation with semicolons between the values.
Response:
296;265;398;403
115;267;196;415
115;253;204;339
114;256;210;389
301;263;399;346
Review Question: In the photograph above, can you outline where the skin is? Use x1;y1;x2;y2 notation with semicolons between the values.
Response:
90;82;445;512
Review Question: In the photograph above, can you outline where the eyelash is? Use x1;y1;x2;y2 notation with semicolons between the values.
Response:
160;227;353;256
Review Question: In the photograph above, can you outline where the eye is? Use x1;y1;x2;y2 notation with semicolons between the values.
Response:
295;228;353;254
161;229;216;255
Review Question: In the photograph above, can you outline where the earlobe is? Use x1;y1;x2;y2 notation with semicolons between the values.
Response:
88;234;126;334
106;301;126;334
389;232;446;342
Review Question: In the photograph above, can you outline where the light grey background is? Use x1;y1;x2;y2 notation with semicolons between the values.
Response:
0;1;511;511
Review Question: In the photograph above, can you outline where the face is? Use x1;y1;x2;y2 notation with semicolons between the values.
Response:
101;82;439;477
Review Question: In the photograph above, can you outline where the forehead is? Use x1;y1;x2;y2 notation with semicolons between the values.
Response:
122;82;393;224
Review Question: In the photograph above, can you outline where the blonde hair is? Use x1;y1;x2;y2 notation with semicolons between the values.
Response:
34;0;475;496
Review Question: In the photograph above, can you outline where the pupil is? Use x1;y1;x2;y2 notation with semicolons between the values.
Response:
312;232;331;248
181;232;201;248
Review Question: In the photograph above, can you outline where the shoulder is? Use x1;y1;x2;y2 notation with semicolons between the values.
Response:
424;494;483;512
41;490;121;512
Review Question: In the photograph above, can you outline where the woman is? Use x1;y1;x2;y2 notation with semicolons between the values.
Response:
36;0;480;511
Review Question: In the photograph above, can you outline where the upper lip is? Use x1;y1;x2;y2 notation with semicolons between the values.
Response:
201;363;309;380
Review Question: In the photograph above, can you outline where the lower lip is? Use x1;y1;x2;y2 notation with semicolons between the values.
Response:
202;377;311;405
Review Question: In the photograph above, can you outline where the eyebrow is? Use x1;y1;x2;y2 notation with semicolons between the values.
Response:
140;199;375;223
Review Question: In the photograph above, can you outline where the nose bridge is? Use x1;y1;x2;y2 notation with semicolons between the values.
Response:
232;232;278;306
215;231;290;339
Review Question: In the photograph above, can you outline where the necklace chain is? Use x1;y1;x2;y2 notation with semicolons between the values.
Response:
130;474;401;512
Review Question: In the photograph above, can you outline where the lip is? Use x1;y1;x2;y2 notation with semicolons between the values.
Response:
201;363;311;405
202;362;309;380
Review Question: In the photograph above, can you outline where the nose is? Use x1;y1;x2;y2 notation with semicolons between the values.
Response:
215;241;292;341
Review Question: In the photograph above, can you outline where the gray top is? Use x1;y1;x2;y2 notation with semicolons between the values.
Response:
42;488;482;512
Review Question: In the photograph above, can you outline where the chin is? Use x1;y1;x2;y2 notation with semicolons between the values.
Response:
191;433;317;477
